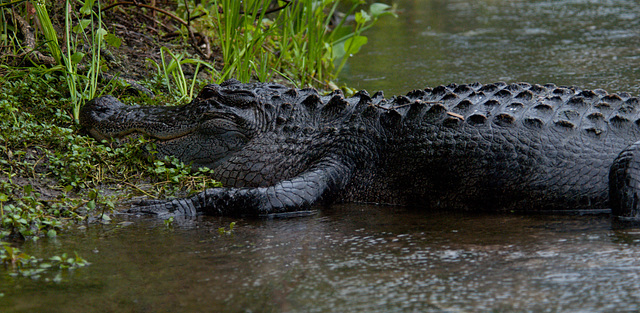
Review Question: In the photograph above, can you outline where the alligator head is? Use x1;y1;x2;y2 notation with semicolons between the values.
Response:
80;79;278;169
80;79;374;216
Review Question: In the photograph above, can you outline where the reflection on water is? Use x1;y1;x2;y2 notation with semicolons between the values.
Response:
2;205;640;312
339;0;640;96
5;0;640;311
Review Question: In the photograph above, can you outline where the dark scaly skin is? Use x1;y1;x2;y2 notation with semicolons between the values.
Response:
80;79;640;221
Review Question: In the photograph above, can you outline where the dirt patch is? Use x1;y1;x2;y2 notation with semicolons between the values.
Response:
6;1;222;83
99;3;222;81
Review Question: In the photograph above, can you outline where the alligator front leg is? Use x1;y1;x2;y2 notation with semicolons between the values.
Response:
610;141;640;222
128;158;353;217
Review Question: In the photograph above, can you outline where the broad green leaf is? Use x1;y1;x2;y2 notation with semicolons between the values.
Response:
105;33;122;48
96;27;108;40
70;52;85;66
73;19;92;32
343;36;368;55
330;42;345;60
166;59;179;74
80;0;95;16
370;3;392;17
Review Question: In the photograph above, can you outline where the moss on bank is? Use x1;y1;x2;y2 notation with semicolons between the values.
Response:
0;70;221;279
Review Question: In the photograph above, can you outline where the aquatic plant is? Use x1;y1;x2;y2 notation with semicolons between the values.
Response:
218;221;236;235
179;0;395;86
1;243;89;281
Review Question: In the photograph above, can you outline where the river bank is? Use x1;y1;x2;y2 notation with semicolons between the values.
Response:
0;0;392;279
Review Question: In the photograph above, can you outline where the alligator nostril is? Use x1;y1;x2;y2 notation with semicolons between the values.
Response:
220;78;241;87
80;95;126;126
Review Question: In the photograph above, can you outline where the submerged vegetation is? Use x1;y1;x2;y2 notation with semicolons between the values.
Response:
0;0;393;280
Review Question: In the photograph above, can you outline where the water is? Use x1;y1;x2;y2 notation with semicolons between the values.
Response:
5;0;640;311
3;205;640;312
339;0;640;96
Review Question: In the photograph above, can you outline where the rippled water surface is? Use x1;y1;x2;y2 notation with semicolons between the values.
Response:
4;206;640;312
5;0;640;311
339;0;640;96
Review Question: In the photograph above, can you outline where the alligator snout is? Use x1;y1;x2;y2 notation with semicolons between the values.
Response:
79;95;134;140
80;95;204;141
80;95;127;126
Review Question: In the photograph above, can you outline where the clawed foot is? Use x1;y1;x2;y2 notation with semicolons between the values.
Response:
126;199;174;216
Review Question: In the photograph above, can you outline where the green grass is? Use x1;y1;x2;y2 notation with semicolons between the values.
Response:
208;0;272;82
180;0;395;86
30;0;112;123
148;46;217;103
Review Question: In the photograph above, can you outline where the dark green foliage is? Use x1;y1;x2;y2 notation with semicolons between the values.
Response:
0;71;219;278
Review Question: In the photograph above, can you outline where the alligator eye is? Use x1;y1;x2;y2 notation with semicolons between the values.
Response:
197;84;221;99
92;103;113;114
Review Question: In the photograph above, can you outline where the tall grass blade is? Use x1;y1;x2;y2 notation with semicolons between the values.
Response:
64;0;79;118
32;1;62;65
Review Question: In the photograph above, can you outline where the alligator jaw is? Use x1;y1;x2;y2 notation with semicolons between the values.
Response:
80;95;198;141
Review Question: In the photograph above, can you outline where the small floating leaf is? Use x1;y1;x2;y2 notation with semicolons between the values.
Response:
46;229;57;238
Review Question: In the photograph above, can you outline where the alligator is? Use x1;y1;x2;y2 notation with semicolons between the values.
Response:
80;79;640;221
